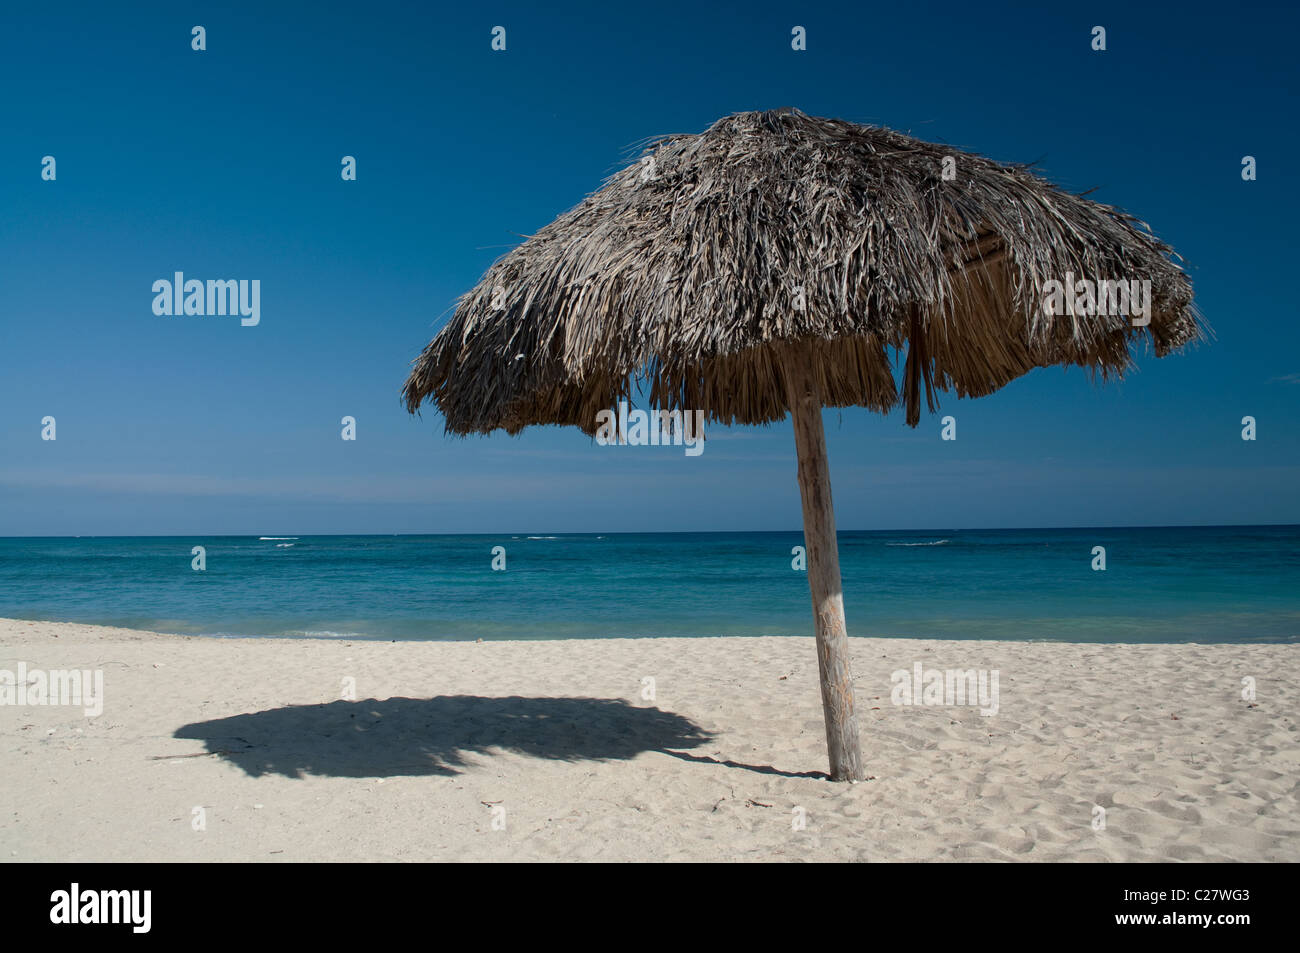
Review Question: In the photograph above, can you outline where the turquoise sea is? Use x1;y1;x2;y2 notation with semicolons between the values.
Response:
0;527;1296;643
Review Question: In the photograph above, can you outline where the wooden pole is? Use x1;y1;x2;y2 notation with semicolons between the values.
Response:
785;358;864;781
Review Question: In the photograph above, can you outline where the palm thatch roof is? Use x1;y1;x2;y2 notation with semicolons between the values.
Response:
404;108;1201;434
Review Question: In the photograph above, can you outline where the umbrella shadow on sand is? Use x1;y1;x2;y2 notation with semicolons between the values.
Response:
174;695;722;779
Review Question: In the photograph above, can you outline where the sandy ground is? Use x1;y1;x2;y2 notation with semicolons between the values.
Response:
1;617;1297;862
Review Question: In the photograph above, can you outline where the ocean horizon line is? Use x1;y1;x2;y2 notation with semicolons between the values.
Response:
3;522;1298;541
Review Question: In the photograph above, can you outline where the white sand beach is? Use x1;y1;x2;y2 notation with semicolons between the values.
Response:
1;617;1296;862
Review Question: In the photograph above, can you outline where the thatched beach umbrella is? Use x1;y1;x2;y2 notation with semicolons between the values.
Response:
403;109;1200;781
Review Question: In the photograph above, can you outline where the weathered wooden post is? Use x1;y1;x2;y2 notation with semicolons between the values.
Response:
785;357;864;782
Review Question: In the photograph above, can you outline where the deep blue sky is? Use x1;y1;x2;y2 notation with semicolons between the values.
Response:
1;0;1296;535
